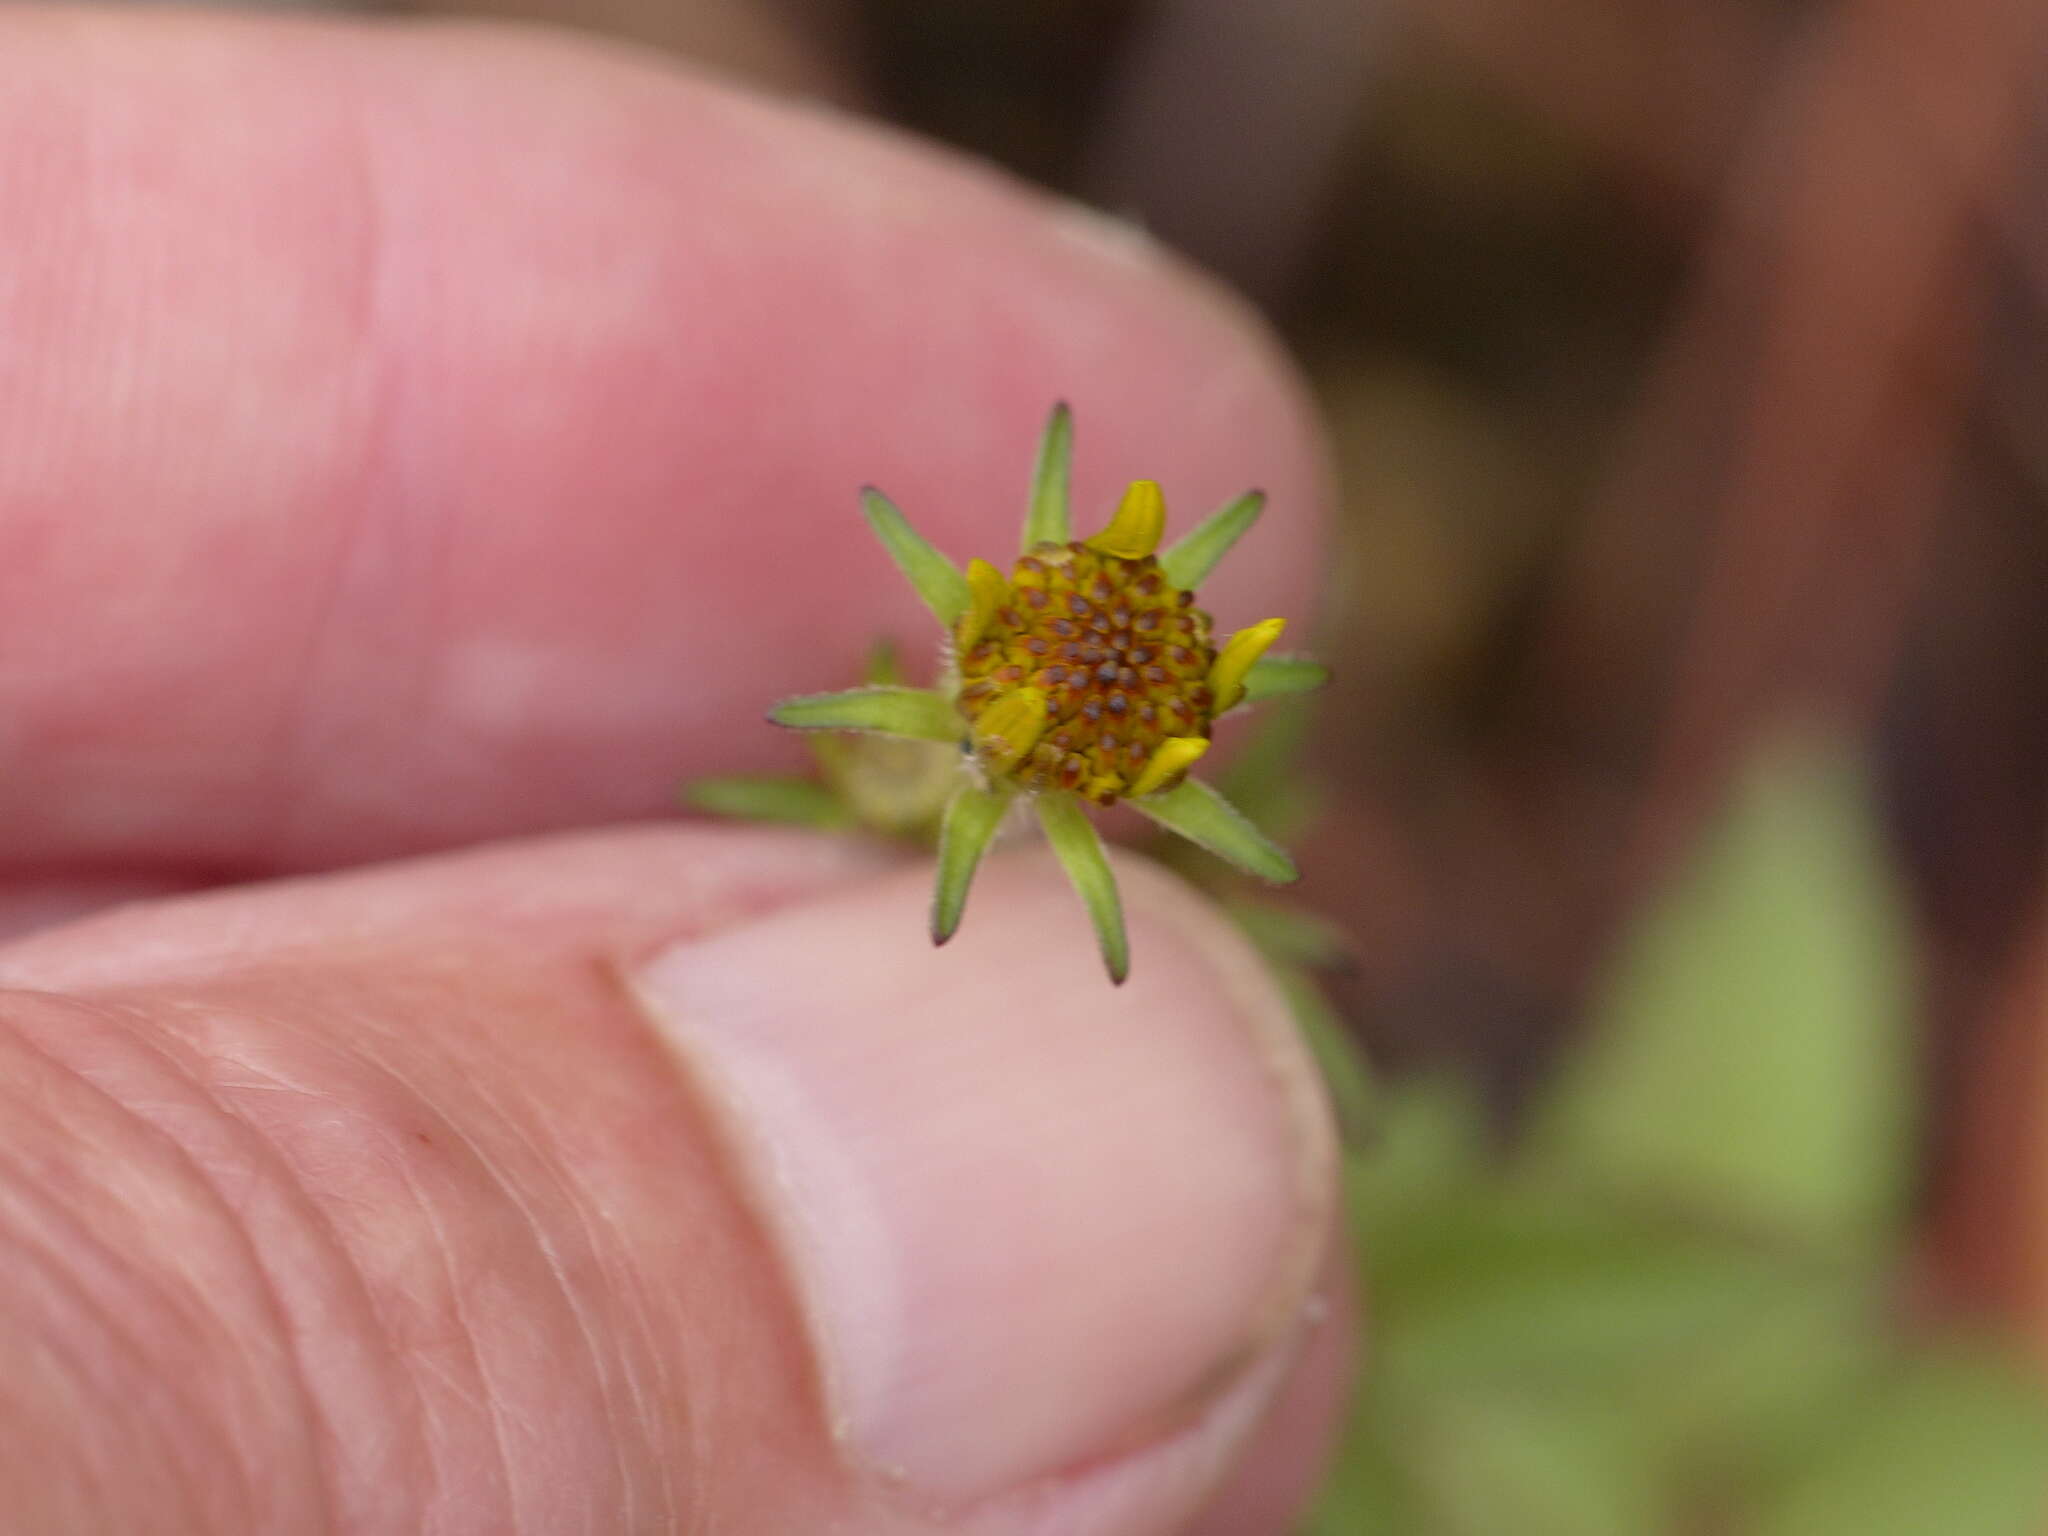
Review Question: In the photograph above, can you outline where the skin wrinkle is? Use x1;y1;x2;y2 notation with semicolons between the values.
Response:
220;992;629;1532
451;1027;659;1531
385;1122;526;1534
47;993;395;1532
184;988;523;1535
159;952;686;1534
13;980;533;1533
1;1146;220;1536
338;1008;629;1536
0;994;322;1531
418;1016;649;1536
146;1001;438;1533
579;1079;689;1531
0;1227;217;1533
0;1188;224;1528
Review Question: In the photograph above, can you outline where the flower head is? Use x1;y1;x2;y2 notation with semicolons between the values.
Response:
769;405;1326;983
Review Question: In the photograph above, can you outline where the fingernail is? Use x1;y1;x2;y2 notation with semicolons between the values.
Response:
634;850;1336;1503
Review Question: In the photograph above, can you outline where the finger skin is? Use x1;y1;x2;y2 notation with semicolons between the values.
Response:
0;828;884;1534
0;825;1346;1535
0;10;1327;878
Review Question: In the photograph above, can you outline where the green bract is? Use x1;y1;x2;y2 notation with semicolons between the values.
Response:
765;405;1326;983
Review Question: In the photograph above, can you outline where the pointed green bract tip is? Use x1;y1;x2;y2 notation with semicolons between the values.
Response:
860;487;973;626
1159;490;1265;590
1240;654;1330;705
1022;402;1075;550
1132;776;1298;884
1037;793;1130;983
932;784;1011;945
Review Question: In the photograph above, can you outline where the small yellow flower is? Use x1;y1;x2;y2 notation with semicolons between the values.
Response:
770;405;1326;983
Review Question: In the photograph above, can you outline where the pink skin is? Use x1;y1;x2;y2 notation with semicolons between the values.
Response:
0;11;1352;1533
0;10;1324;878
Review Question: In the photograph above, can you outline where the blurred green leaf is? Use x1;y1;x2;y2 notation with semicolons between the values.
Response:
1308;1357;1665;1536
1300;1384;1416;1536
1366;1189;1887;1449
1366;1196;1802;1391
1745;1348;2048;1536
1226;897;1353;971
1528;738;1915;1245
1277;960;1377;1145
1281;641;2030;1536
681;775;854;830
1398;1391;1661;1536
1639;1263;1883;1480
811;730;957;839
1227;896;1374;1144
1345;1076;1489;1223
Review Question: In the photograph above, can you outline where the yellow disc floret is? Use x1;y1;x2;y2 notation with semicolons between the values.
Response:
955;535;1218;804
766;408;1319;986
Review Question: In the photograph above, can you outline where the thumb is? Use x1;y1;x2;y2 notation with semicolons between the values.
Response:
0;825;1342;1535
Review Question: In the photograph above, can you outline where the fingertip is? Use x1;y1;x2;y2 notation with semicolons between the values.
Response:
0;822;1345;1533
635;848;1339;1506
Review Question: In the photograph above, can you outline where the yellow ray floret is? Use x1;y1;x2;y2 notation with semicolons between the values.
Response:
1209;618;1286;711
1129;735;1210;799
761;405;1327;987
970;686;1048;773
956;558;1008;652
1085;479;1167;560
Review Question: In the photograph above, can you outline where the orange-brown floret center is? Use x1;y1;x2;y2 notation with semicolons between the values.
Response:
956;541;1217;803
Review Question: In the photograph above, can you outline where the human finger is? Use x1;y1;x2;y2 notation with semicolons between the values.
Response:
0;823;1342;1533
0;11;1327;878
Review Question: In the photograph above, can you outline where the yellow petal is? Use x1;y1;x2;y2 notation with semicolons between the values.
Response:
1082;771;1127;805
1129;735;1210;798
971;687;1048;773
955;558;1008;652
1209;618;1285;711
1085;479;1167;560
